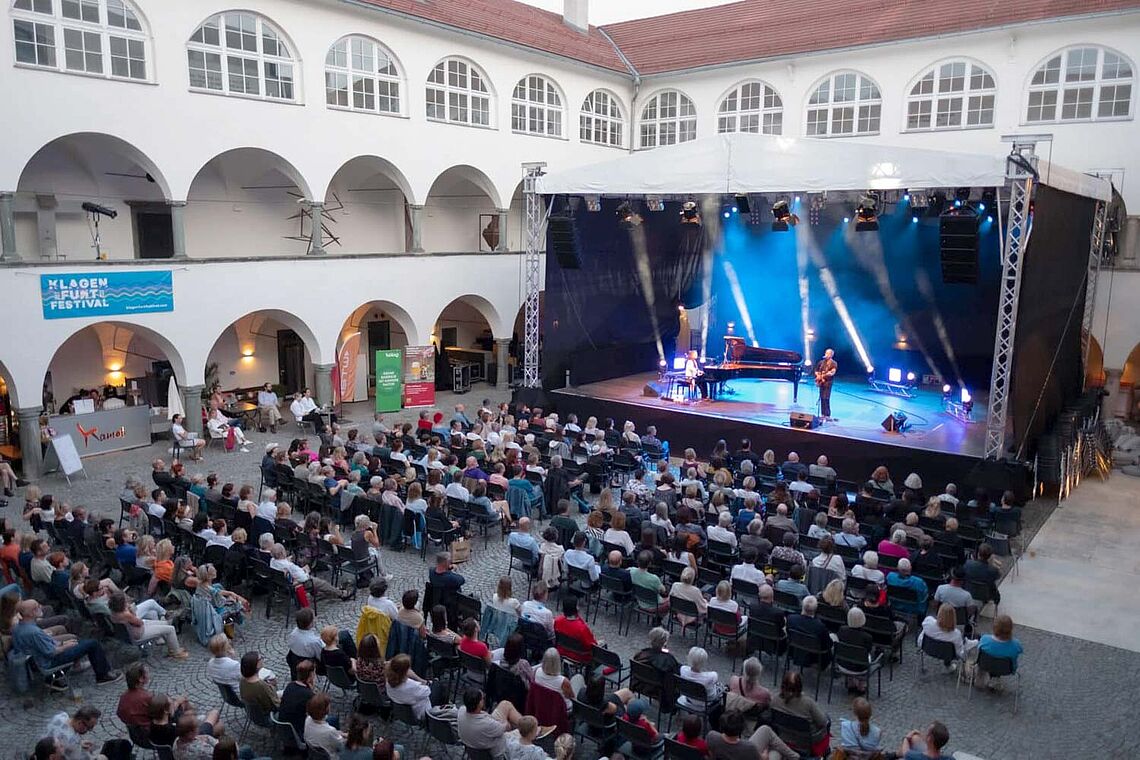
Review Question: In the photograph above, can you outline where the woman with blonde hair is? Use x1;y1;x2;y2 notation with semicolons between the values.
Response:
922;496;946;523
650;501;674;538
603;511;635;555
708;580;747;637
596;488;618;515
668;566;708;629
820;578;848;610
553;733;576;760
534;647;584;708
622;420;641;445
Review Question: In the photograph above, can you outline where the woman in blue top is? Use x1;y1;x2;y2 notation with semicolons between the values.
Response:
840;697;882;760
979;613;1023;670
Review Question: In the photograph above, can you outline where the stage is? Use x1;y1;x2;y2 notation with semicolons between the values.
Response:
551;372;991;487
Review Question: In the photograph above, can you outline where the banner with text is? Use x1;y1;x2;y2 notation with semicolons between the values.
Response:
338;333;362;403
41;270;174;320
403;345;436;407
374;350;404;412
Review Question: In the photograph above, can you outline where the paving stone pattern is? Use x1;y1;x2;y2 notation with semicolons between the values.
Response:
2;396;1135;759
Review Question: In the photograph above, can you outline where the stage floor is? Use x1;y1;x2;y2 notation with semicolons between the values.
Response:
560;372;989;459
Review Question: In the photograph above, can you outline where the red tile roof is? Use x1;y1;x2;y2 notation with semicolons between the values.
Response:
600;0;1140;75
345;0;629;72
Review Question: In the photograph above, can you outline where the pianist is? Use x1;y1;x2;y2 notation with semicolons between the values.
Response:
684;350;709;399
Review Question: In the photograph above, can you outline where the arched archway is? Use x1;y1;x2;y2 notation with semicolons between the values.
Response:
432;295;506;389
204;309;322;397
0;358;17;410
337;300;420;404
41;321;188;414
186;147;313;258
1084;332;1105;388
16;132;170;260
322;156;415;254
423;165;501;253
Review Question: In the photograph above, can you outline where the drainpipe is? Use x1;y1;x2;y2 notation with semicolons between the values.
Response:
598;28;640;154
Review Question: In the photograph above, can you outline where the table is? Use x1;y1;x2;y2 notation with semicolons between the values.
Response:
223;401;259;428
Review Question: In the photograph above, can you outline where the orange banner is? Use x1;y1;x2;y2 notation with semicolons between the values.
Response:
338;332;361;403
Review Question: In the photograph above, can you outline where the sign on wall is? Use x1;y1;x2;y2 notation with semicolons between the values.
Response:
403;345;436;408
375;350;403;413
40;270;174;320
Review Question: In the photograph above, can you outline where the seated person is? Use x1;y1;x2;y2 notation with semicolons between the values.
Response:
978;614;1023;674
553;596;600;663
507;518;541;571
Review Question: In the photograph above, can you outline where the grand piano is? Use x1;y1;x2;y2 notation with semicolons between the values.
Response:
703;336;805;401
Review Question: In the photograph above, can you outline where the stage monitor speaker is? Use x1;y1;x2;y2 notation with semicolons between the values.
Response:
548;215;581;269
643;381;670;398
789;411;820;429
881;412;908;432
939;212;979;284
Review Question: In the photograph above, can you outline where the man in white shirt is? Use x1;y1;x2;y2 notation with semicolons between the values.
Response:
564;532;600;581
207;634;274;689
270;544;348;601
707;511;738;547
256;489;278;521
788;471;814;495
287;608;325;660
146;490;167;519
808;455;837;482
290;390;326;433
520;583;555;633
730;549;768;585
256;382;282;433
445;479;471;502
365;578;400;619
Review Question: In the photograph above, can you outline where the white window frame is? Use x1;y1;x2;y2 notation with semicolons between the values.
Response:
1025;45;1134;124
580;89;625;148
187;11;299;103
638;89;697;149
324;34;404;117
11;0;150;82
511;73;565;138
717;80;783;135
804;70;881;138
904;58;996;132
426;56;494;128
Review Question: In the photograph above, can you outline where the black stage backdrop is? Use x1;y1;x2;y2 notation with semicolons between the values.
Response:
541;197;706;389
1010;184;1097;458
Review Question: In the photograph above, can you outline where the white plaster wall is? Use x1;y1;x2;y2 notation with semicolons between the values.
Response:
1091;268;1140;370
46;327;164;401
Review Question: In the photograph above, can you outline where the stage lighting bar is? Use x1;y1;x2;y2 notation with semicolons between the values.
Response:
680;201;701;225
855;192;879;232
943;385;976;423
646;196;664;212
771;199;798;231
909;191;929;210
585;195;601;212
808;193;826;226
867;366;918;398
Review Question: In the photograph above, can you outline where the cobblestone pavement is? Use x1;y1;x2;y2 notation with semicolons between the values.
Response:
3;396;1135;759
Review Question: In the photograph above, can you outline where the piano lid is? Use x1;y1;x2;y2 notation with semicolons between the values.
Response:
723;335;802;365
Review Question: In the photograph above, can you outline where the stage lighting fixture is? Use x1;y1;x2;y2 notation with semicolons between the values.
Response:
961;388;971;404
881;411;908;432
906;371;916;382
855;193;879;232
910;192;929;210
585;195;601;212
616;201;634;222
955;187;972;203
771;199;798;231
926;191;946;216
646;196;665;212
888;368;902;383
911;216;919;224
843;216;851;224
942;383;952;395
734;193;751;214
795;195;802;203
680;201;701;225
986;215;993;223
903;193;911;202
723;210;732;219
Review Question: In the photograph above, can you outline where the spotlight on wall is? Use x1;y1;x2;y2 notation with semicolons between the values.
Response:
855;193;879;231
771;199;798;231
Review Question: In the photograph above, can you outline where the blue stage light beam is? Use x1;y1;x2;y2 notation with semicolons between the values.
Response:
915;267;965;389
722;260;759;348
807;231;873;372
794;222;816;365
625;209;666;363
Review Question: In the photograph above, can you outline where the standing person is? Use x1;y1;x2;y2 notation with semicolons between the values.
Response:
256;382;281;433
814;348;838;421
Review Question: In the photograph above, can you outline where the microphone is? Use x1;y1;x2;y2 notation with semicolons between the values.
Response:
81;201;118;219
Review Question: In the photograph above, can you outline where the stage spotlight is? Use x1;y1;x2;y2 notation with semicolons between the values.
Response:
986;215;993;223
585;195;601;212
903;193;911;202
911;216;918;224
680;201;701;225
723;210;732;219
616;201;634;222
795;195;801;203
646;196;665;212
942;383;952;395
771;199;798;231
843;216;850;224
734;193;751;214
888;368;902;383
977;203;986;212
961;388;971;404
906;371;916;382
855;193;879;232
955;187;972;203
926;191;946;216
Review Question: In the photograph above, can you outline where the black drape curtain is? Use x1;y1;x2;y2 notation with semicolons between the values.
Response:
1010;184;1097;457
542;197;707;389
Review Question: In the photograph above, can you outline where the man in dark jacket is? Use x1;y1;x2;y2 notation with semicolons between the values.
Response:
787;595;832;668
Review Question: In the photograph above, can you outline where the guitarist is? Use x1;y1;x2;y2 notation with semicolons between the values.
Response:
814;348;838;420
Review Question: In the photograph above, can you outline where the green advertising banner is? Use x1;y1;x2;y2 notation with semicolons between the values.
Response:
375;349;404;412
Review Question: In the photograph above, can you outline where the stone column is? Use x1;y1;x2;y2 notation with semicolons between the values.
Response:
169;201;187;259
0;192;17;261
181;384;205;435
36;194;58;260
495;208;509;251
495;338;511;387
314;364;335;407
308;202;325;255
1103;368;1127;418
16;407;43;482
409;204;425;253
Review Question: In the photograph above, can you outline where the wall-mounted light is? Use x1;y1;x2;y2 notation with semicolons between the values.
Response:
241;348;255;361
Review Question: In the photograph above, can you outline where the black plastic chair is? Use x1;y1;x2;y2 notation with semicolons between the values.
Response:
769;708;816;755
703;605;745;671
426;711;463;758
915;635;964;686
746;617;787;685
555;630;593;676
571;697;618;755
664;735;706;760
592;644;628;690
596;573;632;632
828;641;884;702
617;716;665;758
970;650;1021;713
784;628;832;700
666;594;703;641
673;675;721;732
270;712;307;754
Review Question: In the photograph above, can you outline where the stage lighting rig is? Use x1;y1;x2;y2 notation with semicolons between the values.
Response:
771;199;798;231
616;201;641;226
646;196;664;212
585;195;601;212
808;193;826;226
943;386;976;423
855;193;879;231
680;201;701;225
867;366;917;398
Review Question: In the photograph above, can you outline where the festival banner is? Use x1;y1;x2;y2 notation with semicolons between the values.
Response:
403;345;436;407
41;270;174;320
374;350;404;412
337;333;362;403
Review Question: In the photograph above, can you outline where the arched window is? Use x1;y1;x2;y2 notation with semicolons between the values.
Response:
187;11;296;101
12;0;148;80
426;57;492;127
1026;46;1133;123
580;90;624;147
639;90;696;148
805;71;881;137
511;74;564;137
906;60;996;130
718;81;783;134
325;35;402;115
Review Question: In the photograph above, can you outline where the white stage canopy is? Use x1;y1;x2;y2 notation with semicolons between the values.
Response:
537;133;1110;202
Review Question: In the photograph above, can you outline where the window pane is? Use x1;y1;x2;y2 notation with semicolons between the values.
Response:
966;94;994;126
806;108;827;135
834;73;855;102
907;100;931;130
809;80;829;105
1061;86;1093;119
912;72;934;96
858;104;880;133
1065;47;1098;82
15;19;55;66
1032;55;1061;85
1102;51;1132;80
1098;83;1131;118
1026;89;1056;122
832;105;854;133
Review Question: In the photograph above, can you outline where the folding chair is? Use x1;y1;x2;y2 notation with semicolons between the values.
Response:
703;605;746;671
746;617;786;685
666;594;703;641
828;641;884;702
784;628;832;700
571;698;618;755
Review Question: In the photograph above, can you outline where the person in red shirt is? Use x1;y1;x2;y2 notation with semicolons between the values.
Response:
676;715;709;756
457;617;492;663
553;596;601;664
